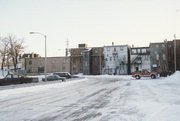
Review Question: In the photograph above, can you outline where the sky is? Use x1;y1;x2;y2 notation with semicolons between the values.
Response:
0;0;180;57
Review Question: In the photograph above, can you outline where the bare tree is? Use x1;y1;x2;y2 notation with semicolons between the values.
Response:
0;37;9;70
7;35;24;72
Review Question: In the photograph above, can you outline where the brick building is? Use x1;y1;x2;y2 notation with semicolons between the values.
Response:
130;47;151;72
25;57;70;73
70;44;104;75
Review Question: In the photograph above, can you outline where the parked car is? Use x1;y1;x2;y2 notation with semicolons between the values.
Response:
42;75;66;81
0;74;38;86
131;69;159;79
53;72;79;79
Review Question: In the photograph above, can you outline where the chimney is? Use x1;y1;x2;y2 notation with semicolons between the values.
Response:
112;42;114;46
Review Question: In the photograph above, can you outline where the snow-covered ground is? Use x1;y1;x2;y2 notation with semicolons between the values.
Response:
0;72;180;121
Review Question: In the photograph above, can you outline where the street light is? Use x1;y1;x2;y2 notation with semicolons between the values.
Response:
29;32;47;81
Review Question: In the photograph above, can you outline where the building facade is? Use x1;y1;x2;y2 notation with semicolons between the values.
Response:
149;42;168;76
90;47;104;75
130;47;151;72
103;45;130;75
25;57;70;73
70;44;104;75
82;48;91;75
70;44;87;74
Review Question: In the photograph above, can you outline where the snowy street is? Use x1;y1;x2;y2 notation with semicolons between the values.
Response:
0;73;180;121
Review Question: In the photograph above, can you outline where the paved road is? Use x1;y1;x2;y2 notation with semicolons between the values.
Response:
1;76;180;121
0;77;139;121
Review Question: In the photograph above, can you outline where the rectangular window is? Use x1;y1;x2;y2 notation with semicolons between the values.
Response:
120;47;124;51
141;49;146;53
131;49;137;54
156;54;159;60
163;54;166;60
110;57;112;61
29;61;32;64
137;49;141;53
162;44;165;48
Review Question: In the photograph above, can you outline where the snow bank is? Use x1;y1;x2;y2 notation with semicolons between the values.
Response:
0;78;88;98
163;71;180;84
84;75;133;80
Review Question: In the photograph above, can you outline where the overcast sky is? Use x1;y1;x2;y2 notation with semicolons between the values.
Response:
0;0;179;57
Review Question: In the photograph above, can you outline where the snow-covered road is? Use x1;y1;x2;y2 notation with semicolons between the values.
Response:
0;73;180;121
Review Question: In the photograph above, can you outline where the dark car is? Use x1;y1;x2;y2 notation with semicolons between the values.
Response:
42;75;66;81
53;72;79;79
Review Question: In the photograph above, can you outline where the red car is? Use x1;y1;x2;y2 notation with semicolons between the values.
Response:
131;69;159;79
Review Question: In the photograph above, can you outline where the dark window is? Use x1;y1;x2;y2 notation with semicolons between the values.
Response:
29;61;32;64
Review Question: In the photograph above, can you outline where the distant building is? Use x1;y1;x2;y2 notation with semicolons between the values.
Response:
22;53;41;58
167;39;180;72
130;47;151;72
103;45;130;75
149;42;168;76
25;57;70;73
174;39;180;71
70;44;104;75
70;44;86;74
90;47;104;75
82;48;91;75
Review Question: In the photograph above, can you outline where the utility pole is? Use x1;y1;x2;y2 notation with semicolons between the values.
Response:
174;34;176;72
99;48;102;75
66;38;69;57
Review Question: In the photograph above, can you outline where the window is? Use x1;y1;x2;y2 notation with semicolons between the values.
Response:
114;48;116;52
156;54;159;60
141;49;146;53
162;44;165;48
137;49;141;53
110;57;112;61
156;45;159;48
120;47;124;51
163;54;166;60
29;61;32;64
131;49;137;54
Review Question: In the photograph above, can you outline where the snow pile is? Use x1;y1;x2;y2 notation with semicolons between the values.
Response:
164;71;180;84
84;74;133;80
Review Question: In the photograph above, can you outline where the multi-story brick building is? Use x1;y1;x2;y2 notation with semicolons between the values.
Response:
70;44;87;74
130;47;151;72
149;42;168;76
167;39;180;73
70;44;104;75
90;47;104;75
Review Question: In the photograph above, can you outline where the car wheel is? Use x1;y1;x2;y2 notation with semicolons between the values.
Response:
135;75;141;79
151;74;156;79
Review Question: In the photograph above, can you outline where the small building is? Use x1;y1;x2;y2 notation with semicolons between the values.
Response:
167;39;180;72
130;47;151;72
90;47;104;75
103;45;130;75
149;42;168;76
70;44;104;75
25;57;70;73
70;44;87;74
